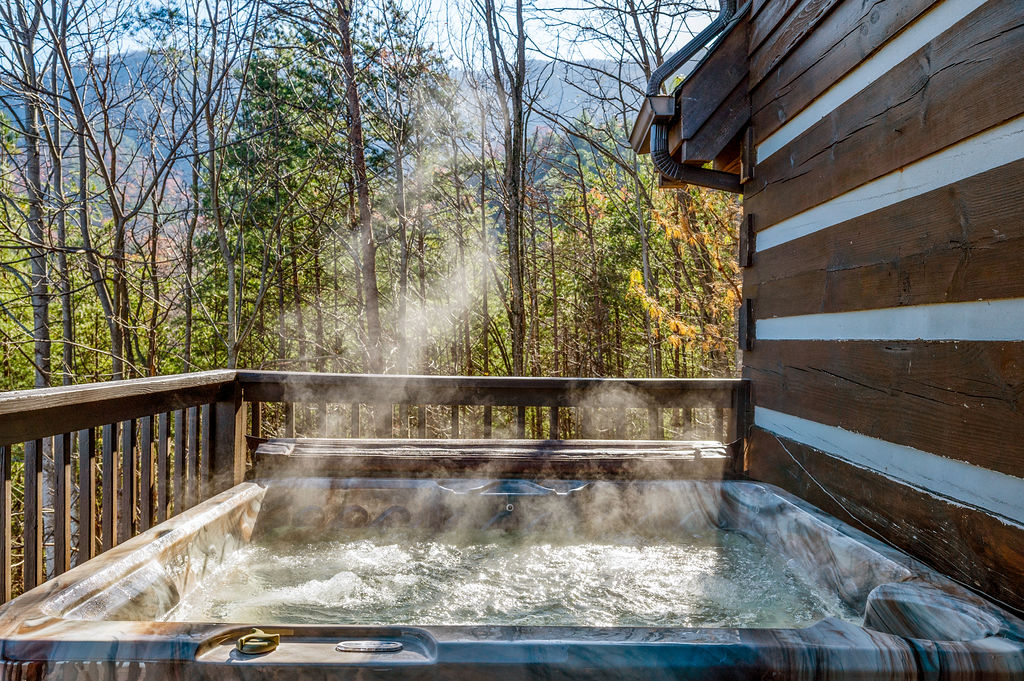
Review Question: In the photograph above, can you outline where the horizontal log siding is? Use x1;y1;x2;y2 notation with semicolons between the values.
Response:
745;341;1024;479
747;159;1024;318
747;429;1024;611
746;0;1024;217
740;0;1024;611
749;0;938;142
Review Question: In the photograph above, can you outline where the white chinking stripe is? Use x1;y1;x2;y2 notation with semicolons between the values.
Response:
755;113;1024;252
757;299;1024;342
755;406;1024;526
755;0;988;163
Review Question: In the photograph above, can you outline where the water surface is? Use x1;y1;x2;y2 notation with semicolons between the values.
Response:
165;528;857;628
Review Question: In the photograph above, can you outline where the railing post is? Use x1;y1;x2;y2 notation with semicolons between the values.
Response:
728;380;752;475
210;381;246;495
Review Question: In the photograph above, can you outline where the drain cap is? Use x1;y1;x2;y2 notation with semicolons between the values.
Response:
335;640;403;653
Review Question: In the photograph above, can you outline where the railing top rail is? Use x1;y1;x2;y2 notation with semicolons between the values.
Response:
0;370;237;447
237;371;745;408
0;370;747;446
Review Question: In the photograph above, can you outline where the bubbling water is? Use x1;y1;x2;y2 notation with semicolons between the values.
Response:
164;528;859;628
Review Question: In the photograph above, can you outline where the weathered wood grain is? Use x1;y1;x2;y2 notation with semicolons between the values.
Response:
747;159;1024;317
749;0;840;88
0;371;235;447
76;428;96;565
749;0;802;52
0;445;10;601
672;16;749;146
157;413;170;523
23;439;43;590
679;77;750;163
117;419;136;544
255;438;731;481
747;427;1024;612
101;424;117;551
53;433;72;575
750;0;939;143
237;371;740;410
139;415;153;532
746;0;1024;223
745;340;1024;478
172;410;185;518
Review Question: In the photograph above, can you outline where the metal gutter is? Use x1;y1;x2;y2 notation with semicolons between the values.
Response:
632;0;745;193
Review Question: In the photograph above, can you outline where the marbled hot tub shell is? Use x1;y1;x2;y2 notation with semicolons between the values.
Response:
0;442;1022;680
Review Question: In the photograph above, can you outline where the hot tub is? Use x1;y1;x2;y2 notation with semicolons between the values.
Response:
1;440;1022;680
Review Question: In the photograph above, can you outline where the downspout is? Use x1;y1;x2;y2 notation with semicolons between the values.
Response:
646;0;743;193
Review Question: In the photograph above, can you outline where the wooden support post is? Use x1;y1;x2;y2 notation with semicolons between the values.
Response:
316;402;327;437
451;405;460;438
77;428;96;564
647;407;662;440
118;419;136;544
53;432;72;575
157;415;169;523
186;407;199;509
211;383;246;496
483;406;492;438
516;406;527;438
172;410;185;517
399;404;410;437
739;213;755;268
418;406;427;438
139;416;154;532
23;438;43;589
728;380;752;475
739;299;755;351
200;404;212;500
1;445;11;601
549;406;559;440
101;423;117;550
251;402;263;439
351;403;360;437
284;402;295;437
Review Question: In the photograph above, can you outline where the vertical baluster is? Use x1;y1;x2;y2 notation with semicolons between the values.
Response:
157;414;170;522
350;403;360;437
187;406;199;509
139;416;154;531
24;438;43;589
316;403;327;437
614;408;627;439
251;402;263;439
77;428;96;565
101;423;117;551
1;445;11;602
483;406;492;438
451;405;460;438
399;404;410;437
579;408;592;439
549;407;560;440
417;406;426;438
172;410;185;517
375;405;391;437
284;403;295;438
200;404;212;501
54;433;72;576
648;407;662;440
516;406;527;439
118;419;136;544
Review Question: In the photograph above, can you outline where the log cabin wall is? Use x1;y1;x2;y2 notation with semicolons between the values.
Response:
740;0;1024;611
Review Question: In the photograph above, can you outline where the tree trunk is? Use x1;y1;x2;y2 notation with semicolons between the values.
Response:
337;0;382;372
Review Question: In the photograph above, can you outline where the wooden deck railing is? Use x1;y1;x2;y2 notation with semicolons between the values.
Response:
0;370;749;604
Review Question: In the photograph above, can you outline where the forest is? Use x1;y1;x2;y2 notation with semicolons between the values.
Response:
0;0;740;392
